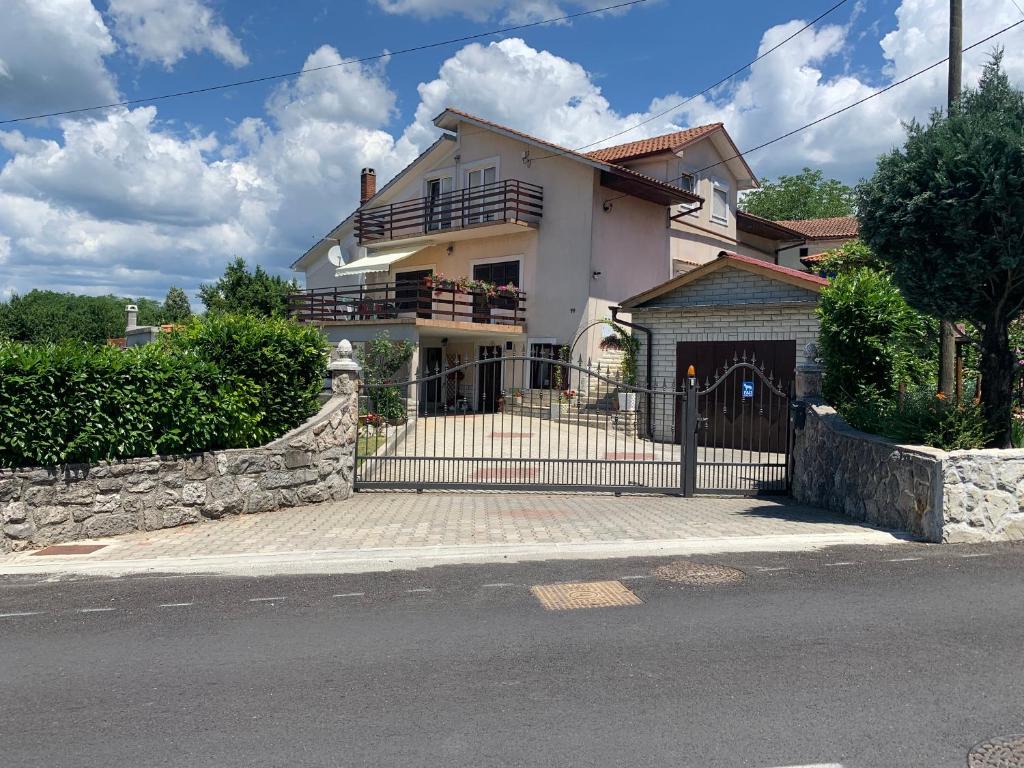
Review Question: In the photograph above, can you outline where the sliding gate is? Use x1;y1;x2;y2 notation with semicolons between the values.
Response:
354;352;791;495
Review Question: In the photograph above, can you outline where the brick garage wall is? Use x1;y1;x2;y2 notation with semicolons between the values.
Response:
635;304;820;391
0;374;359;553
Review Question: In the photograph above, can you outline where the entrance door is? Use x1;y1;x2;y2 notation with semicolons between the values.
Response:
420;347;444;415
477;346;502;413
466;166;496;224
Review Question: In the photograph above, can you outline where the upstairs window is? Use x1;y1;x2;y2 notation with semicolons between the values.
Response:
711;183;729;225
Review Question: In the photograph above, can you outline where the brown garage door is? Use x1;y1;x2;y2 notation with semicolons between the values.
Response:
676;340;796;452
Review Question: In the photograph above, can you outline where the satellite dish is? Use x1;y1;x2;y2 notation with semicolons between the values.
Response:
327;244;344;266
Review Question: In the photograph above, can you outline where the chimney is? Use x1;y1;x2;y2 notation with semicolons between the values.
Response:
125;304;139;331
360;168;376;205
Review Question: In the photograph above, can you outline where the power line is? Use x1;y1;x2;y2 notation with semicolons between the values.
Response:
0;0;648;126
533;0;853;161
613;15;1024;200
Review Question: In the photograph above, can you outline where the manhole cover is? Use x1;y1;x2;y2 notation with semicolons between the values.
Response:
32;544;107;556
968;735;1024;767
531;580;643;610
654;560;746;586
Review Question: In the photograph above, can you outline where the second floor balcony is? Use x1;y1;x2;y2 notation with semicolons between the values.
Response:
355;179;543;246
289;277;527;328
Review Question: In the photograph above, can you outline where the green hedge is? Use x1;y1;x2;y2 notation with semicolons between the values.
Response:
0;315;328;468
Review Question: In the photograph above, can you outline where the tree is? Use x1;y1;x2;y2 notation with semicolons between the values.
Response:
741;167;856;221
199;257;297;318
814;239;886;275
0;290;163;344
162;287;192;324
857;54;1024;446
356;333;415;423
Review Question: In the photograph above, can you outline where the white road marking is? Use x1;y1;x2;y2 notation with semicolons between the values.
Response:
766;764;844;768
77;607;115;613
756;567;789;572
887;557;922;562
248;597;287;602
333;592;365;598
824;562;857;567
481;583;514;588
0;611;42;618
961;553;992;558
619;574;653;580
159;603;193;608
405;588;433;593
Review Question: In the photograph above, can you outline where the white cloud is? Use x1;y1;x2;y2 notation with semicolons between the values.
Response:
373;0;631;23
108;0;249;69
0;0;118;118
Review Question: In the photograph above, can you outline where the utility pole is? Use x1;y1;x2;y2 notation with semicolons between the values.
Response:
939;0;962;396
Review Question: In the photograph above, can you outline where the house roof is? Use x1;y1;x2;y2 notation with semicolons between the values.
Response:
435;107;701;206
620;250;827;309
584;124;722;163
774;216;859;240
735;210;805;242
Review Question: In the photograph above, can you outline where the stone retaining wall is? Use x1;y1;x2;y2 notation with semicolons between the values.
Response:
0;373;358;553
793;402;1024;543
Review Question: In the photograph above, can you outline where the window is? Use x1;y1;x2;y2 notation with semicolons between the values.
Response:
799;247;809;259
466;165;497;224
426;176;452;231
711;184;729;224
473;260;521;318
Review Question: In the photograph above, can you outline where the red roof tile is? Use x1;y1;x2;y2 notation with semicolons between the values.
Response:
584;124;723;163
774;216;859;240
718;251;830;286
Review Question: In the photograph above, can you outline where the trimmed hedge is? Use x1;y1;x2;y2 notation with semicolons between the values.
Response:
0;315;328;469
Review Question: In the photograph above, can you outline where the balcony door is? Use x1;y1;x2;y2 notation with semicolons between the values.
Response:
394;268;432;319
472;260;520;322
426;177;452;232
466;166;496;224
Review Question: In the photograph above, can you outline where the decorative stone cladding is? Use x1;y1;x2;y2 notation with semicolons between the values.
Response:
0;372;359;553
793;403;1024;543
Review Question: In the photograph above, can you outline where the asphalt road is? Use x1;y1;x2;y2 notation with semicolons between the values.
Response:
2;542;1023;768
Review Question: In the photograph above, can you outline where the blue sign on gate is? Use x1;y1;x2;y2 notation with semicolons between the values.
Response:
742;380;755;399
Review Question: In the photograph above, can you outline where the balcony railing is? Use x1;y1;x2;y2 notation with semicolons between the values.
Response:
355;179;543;245
289;280;527;326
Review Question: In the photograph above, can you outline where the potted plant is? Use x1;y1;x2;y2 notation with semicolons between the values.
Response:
606;323;640;411
549;348;573;419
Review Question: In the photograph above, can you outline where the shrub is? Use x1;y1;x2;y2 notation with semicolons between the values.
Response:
166;314;328;446
0;341;257;468
356;333;414;424
840;387;992;450
818;267;935;409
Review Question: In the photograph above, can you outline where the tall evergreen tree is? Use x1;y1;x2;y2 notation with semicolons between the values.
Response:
162;287;193;324
858;54;1024;446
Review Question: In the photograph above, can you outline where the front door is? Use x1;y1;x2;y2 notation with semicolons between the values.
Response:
477;346;503;413
420;347;444;415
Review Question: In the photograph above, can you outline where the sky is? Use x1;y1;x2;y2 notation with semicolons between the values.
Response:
0;0;1023;304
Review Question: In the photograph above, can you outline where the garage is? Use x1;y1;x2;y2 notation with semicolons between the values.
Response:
617;251;827;493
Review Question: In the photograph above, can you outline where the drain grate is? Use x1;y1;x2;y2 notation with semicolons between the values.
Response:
654;560;746;586
968;735;1024;767
531;580;643;610
32;544;107;556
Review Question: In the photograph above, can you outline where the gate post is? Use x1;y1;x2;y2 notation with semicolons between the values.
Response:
682;365;698;497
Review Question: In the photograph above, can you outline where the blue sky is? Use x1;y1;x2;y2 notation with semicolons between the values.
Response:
0;0;1022;302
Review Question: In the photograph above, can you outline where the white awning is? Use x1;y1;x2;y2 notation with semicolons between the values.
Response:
334;244;430;277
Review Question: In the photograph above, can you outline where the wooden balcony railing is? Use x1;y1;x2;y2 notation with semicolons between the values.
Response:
289;281;527;326
355;179;543;245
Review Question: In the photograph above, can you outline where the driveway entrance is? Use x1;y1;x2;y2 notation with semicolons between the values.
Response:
356;353;791;495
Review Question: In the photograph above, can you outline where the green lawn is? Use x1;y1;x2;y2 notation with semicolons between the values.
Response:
356;432;386;466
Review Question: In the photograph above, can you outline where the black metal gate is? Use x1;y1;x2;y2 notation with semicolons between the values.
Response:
354;351;791;495
693;356;793;494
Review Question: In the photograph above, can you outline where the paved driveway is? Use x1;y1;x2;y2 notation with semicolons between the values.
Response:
0;493;908;577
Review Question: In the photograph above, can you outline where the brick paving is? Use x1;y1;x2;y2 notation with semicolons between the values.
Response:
2;492;891;565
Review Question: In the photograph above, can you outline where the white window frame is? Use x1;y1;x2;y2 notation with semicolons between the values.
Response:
463;156;501;224
711;180;729;226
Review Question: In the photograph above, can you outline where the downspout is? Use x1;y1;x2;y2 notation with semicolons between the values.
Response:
610;306;654;437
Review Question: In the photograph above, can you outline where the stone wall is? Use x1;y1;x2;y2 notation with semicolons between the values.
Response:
793;402;1024;543
0;372;358;553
